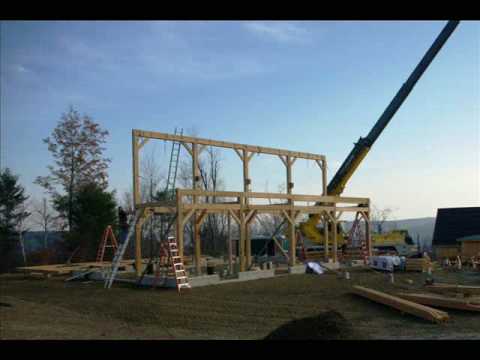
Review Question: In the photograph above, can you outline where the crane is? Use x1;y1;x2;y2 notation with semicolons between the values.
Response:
299;20;460;248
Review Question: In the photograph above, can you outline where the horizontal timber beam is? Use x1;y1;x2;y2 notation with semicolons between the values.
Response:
133;129;325;161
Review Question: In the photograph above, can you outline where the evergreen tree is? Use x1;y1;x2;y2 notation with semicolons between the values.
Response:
0;168;30;272
55;182;117;261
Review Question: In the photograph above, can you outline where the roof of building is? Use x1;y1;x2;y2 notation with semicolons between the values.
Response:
456;234;480;242
432;207;480;246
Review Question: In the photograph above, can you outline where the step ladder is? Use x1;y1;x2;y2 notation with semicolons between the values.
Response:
104;209;142;289
168;237;191;293
96;225;118;263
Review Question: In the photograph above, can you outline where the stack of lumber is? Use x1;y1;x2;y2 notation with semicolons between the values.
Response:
397;292;480;312
405;258;431;272
16;259;144;277
351;285;449;323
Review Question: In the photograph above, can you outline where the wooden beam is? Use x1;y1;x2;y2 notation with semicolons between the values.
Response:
397;292;480;312
352;286;449;323
181;209;195;227
424;284;480;296
176;189;369;204
196;209;208;226
336;211;344;220
133;129;326;161
234;148;243;161
181;142;193;156
137;137;150;149
272;235;289;260
228;209;241;225
278;155;287;167
246;209;257;224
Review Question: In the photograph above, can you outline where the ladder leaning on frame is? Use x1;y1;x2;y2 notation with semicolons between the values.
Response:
104;209;143;289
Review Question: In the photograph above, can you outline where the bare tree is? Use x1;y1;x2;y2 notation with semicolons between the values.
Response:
15;200;31;266
198;146;227;254
31;198;59;249
35;107;110;231
370;205;393;234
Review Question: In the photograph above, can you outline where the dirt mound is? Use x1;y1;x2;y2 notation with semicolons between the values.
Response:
264;310;360;340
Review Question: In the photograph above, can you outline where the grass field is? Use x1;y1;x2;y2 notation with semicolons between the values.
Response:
1;267;480;339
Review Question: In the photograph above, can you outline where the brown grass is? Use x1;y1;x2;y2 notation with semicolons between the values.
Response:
1;267;479;339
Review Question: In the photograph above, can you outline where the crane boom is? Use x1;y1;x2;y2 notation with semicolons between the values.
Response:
326;20;460;196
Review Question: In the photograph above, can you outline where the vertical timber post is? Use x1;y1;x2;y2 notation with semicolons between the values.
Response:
322;159;327;196
332;211;338;263
323;212;329;261
132;132;142;276
192;143;201;275
286;155;296;267
227;212;233;274
242;149;251;269
176;190;184;258
364;209;372;257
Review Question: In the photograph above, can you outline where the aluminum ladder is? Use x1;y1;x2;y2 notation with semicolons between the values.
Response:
168;238;191;293
165;127;183;200
104;209;142;289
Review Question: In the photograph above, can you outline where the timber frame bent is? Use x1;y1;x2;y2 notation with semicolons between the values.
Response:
131;129;372;276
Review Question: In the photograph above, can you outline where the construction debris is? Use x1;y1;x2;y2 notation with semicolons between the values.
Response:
397;292;480;312
351;285;449;323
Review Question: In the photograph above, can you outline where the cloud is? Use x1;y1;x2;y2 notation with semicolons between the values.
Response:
14;64;29;73
243;21;312;44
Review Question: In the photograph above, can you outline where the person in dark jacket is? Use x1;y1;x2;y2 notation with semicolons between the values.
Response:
118;207;129;244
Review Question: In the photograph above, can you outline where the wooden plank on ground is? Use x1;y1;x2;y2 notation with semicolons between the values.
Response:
351;285;449;323
424;283;480;296
397;292;480;312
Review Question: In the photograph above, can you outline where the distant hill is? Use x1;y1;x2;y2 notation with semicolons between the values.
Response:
345;217;436;248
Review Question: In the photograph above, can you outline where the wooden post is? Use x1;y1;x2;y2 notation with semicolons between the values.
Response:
364;211;372;257
239;211;246;272
323;213;329;261
132;133;142;276
192;143;201;275
322;159;327;196
242;149;252;268
286;155;296;267
176;190;184;258
135;221;142;276
332;211;338;263
227;213;233;274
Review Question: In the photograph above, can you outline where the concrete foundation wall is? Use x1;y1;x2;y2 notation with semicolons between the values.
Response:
288;265;306;274
189;274;221;287
238;269;275;281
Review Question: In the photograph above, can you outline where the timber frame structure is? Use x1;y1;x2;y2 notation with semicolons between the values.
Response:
132;129;372;276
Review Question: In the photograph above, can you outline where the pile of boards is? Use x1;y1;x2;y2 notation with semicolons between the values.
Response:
352;282;480;324
405;258;431;272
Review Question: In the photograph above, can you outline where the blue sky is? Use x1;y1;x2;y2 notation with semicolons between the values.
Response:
1;20;479;220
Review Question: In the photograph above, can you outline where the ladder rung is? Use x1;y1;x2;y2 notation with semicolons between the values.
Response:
176;276;187;280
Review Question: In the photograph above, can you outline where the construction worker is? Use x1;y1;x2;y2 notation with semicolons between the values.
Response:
118;206;129;244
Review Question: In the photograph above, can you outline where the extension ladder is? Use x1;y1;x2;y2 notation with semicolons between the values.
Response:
96;225;118;263
168;238;191;293
104;209;142;289
165;127;183;200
